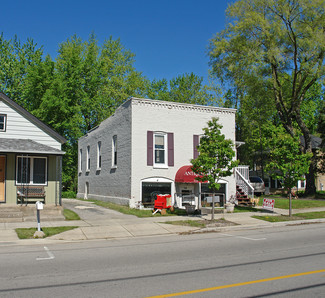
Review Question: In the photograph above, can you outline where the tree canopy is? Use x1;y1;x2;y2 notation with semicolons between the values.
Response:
0;33;217;191
265;126;312;190
209;0;325;194
191;117;239;191
146;72;219;106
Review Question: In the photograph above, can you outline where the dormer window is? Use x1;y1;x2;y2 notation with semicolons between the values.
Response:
0;114;6;132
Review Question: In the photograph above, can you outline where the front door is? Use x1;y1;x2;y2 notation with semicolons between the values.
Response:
0;156;5;202
179;184;195;207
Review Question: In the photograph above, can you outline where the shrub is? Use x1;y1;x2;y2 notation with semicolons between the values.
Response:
62;190;76;198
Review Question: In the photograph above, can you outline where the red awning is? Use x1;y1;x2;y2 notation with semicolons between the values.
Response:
175;165;205;183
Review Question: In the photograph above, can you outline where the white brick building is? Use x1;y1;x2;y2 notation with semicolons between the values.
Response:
77;97;238;209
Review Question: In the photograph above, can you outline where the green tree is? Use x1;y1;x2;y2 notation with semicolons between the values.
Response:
265;126;312;216
208;0;325;195
146;73;219;106
22;55;55;113
317;98;325;174
146;78;170;101
191;117;239;219
33;34;147;190
237;80;277;174
0;34;44;107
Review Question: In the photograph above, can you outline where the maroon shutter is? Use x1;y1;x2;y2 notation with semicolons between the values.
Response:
167;132;174;167
168;132;174;166
193;135;199;159
147;131;153;166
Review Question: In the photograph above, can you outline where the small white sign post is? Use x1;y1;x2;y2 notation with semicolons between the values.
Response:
34;201;45;238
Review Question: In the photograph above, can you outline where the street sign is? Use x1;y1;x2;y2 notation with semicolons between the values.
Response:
263;198;275;211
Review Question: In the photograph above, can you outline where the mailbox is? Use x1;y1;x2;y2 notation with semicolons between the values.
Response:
36;201;44;210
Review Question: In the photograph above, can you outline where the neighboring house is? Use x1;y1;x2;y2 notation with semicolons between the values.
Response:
77;97;240;209
0;93;66;205
251;135;325;193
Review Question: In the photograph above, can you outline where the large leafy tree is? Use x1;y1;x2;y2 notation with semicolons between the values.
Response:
266;126;312;215
33;34;148;190
191;117;239;219
0;34;44;106
209;0;325;195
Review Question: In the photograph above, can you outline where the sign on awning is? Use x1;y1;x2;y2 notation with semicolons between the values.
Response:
175;165;206;183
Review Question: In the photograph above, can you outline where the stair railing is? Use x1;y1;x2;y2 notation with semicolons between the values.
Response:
235;168;254;198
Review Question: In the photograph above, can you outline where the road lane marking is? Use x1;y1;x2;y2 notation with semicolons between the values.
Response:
220;233;266;241
36;246;55;261
146;269;325;298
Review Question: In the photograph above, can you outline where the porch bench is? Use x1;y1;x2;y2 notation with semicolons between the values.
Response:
17;186;46;206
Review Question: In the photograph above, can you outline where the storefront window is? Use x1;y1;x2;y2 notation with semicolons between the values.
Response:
142;182;171;207
200;183;226;207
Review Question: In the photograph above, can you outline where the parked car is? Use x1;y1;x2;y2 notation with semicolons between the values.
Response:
249;176;265;196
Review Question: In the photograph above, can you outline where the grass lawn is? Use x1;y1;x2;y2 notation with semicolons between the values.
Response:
63;208;80;220
163;218;234;228
257;196;325;209
252;211;325;222
72;196;325;217
164;220;206;228
15;226;78;239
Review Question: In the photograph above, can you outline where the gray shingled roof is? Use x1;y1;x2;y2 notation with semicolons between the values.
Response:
0;138;65;155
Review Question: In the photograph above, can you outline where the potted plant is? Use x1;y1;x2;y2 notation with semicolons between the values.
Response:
225;202;235;213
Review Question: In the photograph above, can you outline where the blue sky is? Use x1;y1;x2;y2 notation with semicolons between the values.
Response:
2;0;232;83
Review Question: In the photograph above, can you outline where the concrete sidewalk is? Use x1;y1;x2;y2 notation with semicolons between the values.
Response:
1;199;325;243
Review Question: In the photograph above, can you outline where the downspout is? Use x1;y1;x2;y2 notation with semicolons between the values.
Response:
55;156;58;206
59;156;62;206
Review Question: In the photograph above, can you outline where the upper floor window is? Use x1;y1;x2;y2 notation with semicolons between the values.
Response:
112;135;117;167
16;156;47;185
154;133;166;166
86;146;90;171
0;114;7;132
147;131;174;168
79;149;82;172
97;141;101;169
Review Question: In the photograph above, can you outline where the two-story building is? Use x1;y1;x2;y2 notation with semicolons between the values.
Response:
77;97;238;209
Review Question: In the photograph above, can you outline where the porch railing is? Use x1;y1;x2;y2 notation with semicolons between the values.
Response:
235;166;254;198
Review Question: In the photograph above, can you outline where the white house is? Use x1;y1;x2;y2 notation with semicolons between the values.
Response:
77;97;240;209
0;92;65;206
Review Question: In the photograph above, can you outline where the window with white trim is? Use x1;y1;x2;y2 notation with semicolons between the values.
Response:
79;149;82;172
16;156;47;185
154;133;167;167
147;131;174;167
86;146;90;171
112;135;117;167
0;114;6;132
97;141;101;169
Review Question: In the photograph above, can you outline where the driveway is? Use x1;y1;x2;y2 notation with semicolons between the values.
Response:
62;198;138;224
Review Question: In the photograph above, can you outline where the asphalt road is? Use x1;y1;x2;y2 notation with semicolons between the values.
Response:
0;223;325;297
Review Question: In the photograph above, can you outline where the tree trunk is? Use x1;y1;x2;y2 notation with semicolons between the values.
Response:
289;188;292;217
305;157;317;196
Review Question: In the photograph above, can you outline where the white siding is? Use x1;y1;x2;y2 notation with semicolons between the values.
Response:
130;99;237;207
0;100;61;150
